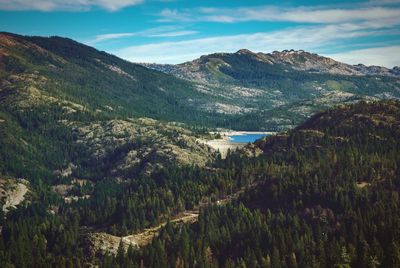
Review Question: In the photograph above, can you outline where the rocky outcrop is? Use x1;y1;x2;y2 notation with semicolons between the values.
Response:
68;118;215;177
0;177;29;213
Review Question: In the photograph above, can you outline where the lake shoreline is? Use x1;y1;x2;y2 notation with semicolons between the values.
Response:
202;131;276;158
211;130;276;138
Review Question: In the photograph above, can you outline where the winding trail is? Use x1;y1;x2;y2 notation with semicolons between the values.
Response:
121;183;255;247
88;183;259;255
122;211;199;247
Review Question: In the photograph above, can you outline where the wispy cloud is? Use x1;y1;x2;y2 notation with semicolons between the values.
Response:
89;26;198;44
366;0;400;5
92;33;136;43
113;23;396;64
0;0;143;11
148;30;198;37
325;46;400;68
158;5;400;24
138;2;400;65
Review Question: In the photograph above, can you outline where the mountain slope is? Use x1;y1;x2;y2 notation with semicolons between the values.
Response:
0;32;224;124
145;48;400;82
144;49;400;130
0;32;221;184
4;32;398;131
120;99;400;268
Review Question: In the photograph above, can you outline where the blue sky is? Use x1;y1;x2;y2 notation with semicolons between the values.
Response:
1;0;400;67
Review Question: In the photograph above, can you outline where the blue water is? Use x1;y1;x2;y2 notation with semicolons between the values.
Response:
229;133;270;143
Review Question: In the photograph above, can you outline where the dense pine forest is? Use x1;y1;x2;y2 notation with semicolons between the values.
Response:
109;100;400;268
1;100;400;267
1;32;400;268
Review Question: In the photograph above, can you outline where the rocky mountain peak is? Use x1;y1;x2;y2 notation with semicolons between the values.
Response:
272;49;306;55
235;49;255;55
391;66;400;75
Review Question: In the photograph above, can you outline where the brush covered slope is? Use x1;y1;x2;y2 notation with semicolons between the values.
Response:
0;31;221;246
111;100;400;268
0;31;400;267
0;31;226;183
0;33;259;267
145;49;400;130
0;32;238;125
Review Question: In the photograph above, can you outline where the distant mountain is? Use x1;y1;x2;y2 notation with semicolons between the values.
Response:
2;31;398;132
1;31;400;267
143;49;400;129
144;48;400;81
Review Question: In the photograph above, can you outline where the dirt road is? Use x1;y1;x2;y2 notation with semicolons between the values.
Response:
120;184;256;247
89;183;258;253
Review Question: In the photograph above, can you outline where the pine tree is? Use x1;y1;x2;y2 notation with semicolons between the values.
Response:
117;239;125;267
271;248;281;268
385;241;400;268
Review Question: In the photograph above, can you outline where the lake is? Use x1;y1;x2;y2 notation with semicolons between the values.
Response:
229;133;271;143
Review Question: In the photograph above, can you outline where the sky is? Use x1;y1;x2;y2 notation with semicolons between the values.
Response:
0;0;400;67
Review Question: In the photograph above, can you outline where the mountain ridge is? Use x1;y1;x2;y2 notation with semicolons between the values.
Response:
143;48;399;79
1;32;399;133
0;32;245;128
142;47;400;130
1;31;400;267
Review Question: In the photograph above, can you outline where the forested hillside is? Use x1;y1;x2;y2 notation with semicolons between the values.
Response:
0;31;400;268
145;49;400;130
0;31;230;185
103;100;400;268
0;32;240;126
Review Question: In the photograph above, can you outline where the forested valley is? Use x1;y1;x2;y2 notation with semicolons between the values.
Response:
1;32;400;268
1;100;400;268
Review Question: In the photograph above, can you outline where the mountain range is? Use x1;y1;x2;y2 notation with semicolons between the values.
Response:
144;48;400;130
1;32;400;267
2;31;399;132
1;31;399;182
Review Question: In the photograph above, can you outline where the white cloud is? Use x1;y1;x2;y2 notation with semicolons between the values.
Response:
148;30;198;37
158;6;400;25
113;24;389;64
244;7;400;24
366;0;400;5
325;46;400;68
145;3;400;66
91;32;136;43
89;26;198;44
0;0;143;11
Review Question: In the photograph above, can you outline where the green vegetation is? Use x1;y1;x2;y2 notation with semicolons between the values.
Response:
1;32;400;268
1;99;399;267
0;32;257;130
148;50;400;130
102;100;400;267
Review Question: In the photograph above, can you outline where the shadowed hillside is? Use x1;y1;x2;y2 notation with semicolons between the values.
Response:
117;100;400;268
